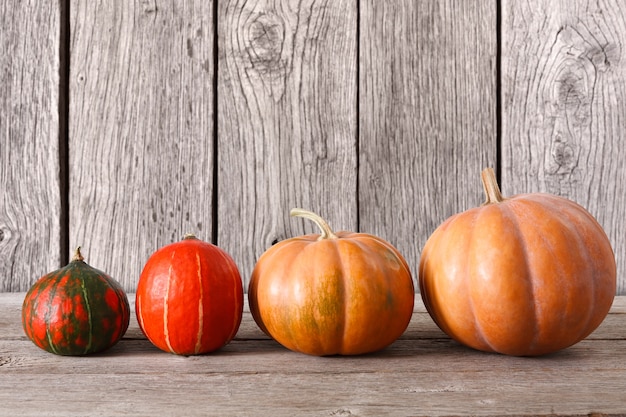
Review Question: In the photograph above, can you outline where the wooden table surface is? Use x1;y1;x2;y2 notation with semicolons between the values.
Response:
1;293;625;417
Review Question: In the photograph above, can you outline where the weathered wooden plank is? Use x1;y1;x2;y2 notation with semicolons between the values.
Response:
1;293;626;416
217;0;358;287
359;0;497;286
69;1;216;292
5;319;626;372
0;365;625;417
0;2;61;291
3;293;624;342
7;336;626;374
501;0;626;293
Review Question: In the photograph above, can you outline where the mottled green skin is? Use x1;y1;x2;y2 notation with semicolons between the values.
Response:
22;258;130;355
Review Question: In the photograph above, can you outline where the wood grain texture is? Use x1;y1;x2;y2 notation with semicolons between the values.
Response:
0;2;61;291
1;362;626;417
1;293;626;416
69;1;215;291
501;0;626;292
359;0;497;286
4;0;626;298
217;0;358;287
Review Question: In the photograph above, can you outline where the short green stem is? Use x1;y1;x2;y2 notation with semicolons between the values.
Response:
290;208;338;240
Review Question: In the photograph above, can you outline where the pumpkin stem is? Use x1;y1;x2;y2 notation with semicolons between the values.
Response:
183;233;197;240
290;208;338;240
481;167;506;205
72;247;85;262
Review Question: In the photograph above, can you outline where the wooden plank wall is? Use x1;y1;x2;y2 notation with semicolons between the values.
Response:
2;0;625;295
218;0;358;281
69;1;216;290
359;1;495;285
0;2;62;291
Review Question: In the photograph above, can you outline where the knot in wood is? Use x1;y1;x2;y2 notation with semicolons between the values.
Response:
244;13;286;76
550;136;576;170
555;70;588;108
141;0;158;15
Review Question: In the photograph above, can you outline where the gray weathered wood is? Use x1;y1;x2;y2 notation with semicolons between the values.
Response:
501;0;626;293
0;1;61;291
217;0;358;288
69;1;216;291
359;0;497;286
2;293;626;416
4;0;626;298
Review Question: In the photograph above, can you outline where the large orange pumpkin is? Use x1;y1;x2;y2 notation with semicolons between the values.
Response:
419;168;616;356
248;209;415;356
136;235;243;355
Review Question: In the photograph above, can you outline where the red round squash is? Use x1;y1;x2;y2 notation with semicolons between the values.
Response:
419;168;616;356
136;234;243;355
22;247;130;355
248;209;415;356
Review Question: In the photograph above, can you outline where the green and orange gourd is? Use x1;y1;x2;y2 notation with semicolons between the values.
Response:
22;247;130;355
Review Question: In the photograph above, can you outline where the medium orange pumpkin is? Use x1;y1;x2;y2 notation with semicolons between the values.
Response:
248;209;415;356
136;235;243;355
419;168;616;356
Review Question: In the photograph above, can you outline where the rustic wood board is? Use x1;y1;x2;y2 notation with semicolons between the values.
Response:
1;363;625;417
68;1;216;291
0;1;61;291
4;0;626;302
359;0;498;286
500;0;626;293
2;294;626;416
217;0;358;287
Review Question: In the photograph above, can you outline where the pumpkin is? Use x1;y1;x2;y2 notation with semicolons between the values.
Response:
22;247;130;355
419;168;616;356
248;208;415;356
136;234;243;355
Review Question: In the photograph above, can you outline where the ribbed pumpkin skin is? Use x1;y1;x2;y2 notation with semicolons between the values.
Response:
419;191;616;356
22;254;130;356
249;228;415;356
136;236;243;355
